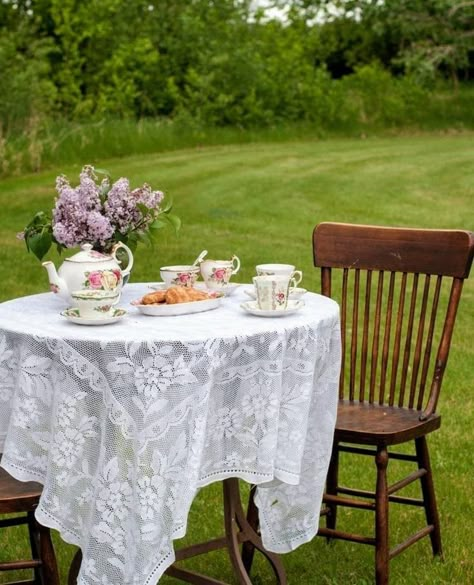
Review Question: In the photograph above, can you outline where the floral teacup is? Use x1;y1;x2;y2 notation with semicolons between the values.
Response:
160;265;200;288
200;256;241;291
255;263;303;286
252;274;298;311
71;289;120;319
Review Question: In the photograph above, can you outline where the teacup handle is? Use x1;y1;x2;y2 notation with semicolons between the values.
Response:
288;276;299;295
112;242;134;278
291;270;303;287
231;255;241;275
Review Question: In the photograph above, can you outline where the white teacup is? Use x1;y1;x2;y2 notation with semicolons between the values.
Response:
200;256;240;291
71;289;120;319
255;263;303;286
160;265;200;288
253;275;297;311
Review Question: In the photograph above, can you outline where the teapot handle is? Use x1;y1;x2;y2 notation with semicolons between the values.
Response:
111;242;134;278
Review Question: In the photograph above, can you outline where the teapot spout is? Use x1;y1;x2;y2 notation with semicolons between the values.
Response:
42;261;69;300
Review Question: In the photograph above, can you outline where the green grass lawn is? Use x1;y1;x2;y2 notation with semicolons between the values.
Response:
0;134;473;584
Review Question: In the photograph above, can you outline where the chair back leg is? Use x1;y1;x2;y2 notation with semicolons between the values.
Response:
375;447;389;585
415;437;443;558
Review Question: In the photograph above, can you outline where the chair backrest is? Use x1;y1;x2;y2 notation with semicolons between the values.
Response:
313;222;474;418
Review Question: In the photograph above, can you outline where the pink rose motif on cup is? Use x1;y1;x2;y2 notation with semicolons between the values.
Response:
276;292;286;306
210;267;231;284
171;272;196;287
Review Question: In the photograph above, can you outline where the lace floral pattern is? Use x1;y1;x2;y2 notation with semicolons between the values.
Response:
0;286;340;585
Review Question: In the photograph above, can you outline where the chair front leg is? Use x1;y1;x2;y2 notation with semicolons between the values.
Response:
27;511;42;584
375;446;389;585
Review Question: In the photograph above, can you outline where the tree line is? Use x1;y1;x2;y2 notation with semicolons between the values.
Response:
1;0;473;135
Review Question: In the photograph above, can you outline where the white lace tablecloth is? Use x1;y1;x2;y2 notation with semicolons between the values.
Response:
0;283;340;585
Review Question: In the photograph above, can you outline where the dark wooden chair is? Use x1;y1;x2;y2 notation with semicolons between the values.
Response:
313;222;474;585
0;458;60;585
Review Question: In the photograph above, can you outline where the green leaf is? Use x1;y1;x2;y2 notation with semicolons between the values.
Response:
160;195;174;214
27;231;52;261
149;219;167;231
95;168;111;180
137;202;151;215
136;231;153;247
166;213;181;235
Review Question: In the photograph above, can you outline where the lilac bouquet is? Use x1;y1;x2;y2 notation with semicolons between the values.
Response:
21;165;180;260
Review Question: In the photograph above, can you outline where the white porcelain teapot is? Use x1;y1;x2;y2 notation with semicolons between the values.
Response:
42;242;134;303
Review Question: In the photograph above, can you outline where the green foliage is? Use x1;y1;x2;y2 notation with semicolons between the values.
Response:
0;27;56;134
0;0;473;176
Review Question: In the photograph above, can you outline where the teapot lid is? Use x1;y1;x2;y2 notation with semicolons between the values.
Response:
65;243;111;263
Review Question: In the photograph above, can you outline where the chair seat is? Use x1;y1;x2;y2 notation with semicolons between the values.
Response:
335;400;441;446
0;466;42;514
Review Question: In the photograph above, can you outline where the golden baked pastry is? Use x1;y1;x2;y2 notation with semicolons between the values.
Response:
139;287;210;305
165;286;209;304
141;290;167;305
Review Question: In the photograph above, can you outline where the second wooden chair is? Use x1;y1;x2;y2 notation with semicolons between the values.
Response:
313;222;474;585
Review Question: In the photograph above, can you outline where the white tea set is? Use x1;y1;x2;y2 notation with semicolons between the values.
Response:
43;242;133;325
42;242;306;323
240;263;306;317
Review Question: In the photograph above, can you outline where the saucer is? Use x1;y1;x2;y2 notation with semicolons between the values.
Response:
200;282;242;297
244;287;307;301
240;300;305;317
61;307;127;325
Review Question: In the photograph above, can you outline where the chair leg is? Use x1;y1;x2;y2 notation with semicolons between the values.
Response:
36;518;60;585
415;436;443;558
325;442;340;534
27;511;42;584
375;446;389;585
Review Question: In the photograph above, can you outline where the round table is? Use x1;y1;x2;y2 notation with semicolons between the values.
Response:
0;283;341;585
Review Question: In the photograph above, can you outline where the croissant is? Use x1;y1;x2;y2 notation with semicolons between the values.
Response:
140;287;210;305
141;291;167;305
165;286;209;304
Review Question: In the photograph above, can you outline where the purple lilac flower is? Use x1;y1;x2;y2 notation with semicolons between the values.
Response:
105;179;164;234
104;178;139;234
52;167;114;248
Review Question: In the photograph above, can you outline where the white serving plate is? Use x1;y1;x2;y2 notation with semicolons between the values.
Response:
131;295;223;316
240;300;305;317
60;307;127;325
244;287;307;301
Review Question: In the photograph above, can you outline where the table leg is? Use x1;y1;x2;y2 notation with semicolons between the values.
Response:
241;485;258;573
68;549;82;585
166;478;287;585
